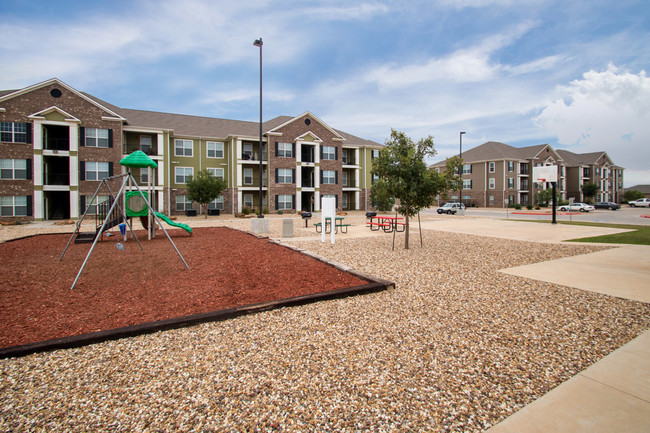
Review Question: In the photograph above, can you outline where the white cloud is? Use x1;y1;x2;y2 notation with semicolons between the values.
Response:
535;64;650;185
364;20;538;88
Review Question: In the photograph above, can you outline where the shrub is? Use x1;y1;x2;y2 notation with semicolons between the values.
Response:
526;204;533;210
263;207;269;214
242;207;251;215
515;204;522;210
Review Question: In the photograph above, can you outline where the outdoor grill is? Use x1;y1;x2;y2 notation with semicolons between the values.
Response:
301;212;312;227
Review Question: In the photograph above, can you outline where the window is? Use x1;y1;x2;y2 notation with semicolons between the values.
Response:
342;171;349;186
85;162;109;181
85;128;110;148
462;164;472;174
322;145;336;160
595;167;601;176
489;195;494;206
1;122;28;143
244;194;254;209
207;167;224;180
1;196;28;216
208;195;224;210
489;162;495;173
489;178;495;189
277;194;293;210
371;173;379;185
462;179;472;189
508;178;514;189
140;135;152;154
463;194;471;201
342;193;348;209
84;195;109;215
277;168;293;184
508;195;515;205
176;195;193;211
243;143;253;159
207;141;224;158
560;165;565;176
521;180;529;190
583;168;590;177
342;150;349;164
508;161;514;172
140;168;149;184
520;164;529;175
1;159;28;179
175;167;193;184
276;142;293;158
371;149;380;159
322;170;336;184
175;139;193;157
243;168;253;185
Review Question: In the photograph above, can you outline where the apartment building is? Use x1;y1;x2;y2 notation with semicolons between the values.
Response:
0;78;382;222
431;141;624;207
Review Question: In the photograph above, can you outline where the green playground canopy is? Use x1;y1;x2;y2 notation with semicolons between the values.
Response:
119;150;158;168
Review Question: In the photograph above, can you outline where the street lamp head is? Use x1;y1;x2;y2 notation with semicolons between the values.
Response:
460;131;466;135
253;38;263;47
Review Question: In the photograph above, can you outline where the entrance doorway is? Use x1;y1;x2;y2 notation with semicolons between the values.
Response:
301;191;314;212
45;191;70;220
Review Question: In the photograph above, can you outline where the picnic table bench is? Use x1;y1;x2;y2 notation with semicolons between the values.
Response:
367;215;405;233
315;217;350;234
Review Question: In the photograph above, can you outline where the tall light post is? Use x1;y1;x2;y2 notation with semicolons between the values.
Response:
459;131;465;205
253;38;264;218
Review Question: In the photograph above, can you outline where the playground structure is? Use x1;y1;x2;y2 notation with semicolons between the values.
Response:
60;151;190;290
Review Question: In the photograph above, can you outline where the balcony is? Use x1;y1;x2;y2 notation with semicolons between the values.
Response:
519;165;529;175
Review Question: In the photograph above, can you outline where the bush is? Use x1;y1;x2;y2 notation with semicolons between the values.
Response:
514;204;522;210
526;204;533;210
508;203;516;208
277;209;284;215
242;207;251;215
534;206;541;210
263;207;269;214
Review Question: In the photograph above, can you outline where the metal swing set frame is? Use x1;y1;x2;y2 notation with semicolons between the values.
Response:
60;172;189;291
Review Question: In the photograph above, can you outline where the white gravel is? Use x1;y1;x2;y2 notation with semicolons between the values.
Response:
1;217;649;432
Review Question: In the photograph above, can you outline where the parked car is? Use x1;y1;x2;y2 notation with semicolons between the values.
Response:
437;202;465;214
594;202;621;210
628;198;650;207
558;202;595;212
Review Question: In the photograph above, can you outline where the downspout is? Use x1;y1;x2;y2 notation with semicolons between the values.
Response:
167;131;171;215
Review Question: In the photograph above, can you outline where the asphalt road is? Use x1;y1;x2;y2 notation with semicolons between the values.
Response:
422;205;650;225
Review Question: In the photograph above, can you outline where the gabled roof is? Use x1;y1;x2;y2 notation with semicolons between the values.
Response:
556;150;613;167
28;106;80;123
1;79;382;147
625;184;650;193
268;111;346;141
0;78;125;121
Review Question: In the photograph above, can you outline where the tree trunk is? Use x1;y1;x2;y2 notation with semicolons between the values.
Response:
404;206;410;249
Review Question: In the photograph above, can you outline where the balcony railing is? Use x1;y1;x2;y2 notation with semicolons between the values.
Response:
44;138;70;151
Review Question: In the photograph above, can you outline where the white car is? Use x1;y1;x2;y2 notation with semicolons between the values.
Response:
628;198;650;207
558;202;595;212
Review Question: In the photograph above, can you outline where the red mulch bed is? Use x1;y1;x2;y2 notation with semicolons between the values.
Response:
0;227;366;349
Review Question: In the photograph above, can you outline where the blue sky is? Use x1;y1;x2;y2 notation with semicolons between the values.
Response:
1;0;649;186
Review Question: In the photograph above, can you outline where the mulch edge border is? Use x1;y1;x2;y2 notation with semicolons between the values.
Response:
0;231;395;360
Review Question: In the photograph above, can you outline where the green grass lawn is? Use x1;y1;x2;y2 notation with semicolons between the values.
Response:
518;220;650;245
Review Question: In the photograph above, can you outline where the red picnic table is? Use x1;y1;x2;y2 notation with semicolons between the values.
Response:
367;215;405;233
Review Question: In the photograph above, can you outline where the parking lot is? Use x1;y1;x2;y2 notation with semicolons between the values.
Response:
423;205;650;225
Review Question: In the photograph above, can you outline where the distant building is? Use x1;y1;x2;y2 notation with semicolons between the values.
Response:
430;141;624;207
1;78;383;222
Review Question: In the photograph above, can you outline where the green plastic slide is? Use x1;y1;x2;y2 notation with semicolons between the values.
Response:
155;212;192;234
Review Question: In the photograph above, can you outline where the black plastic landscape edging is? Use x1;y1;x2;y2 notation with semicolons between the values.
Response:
0;260;394;360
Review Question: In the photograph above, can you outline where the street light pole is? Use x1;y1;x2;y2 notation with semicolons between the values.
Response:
254;38;264;218
459;131;465;205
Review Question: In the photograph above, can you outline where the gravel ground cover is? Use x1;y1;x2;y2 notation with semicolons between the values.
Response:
1;226;650;432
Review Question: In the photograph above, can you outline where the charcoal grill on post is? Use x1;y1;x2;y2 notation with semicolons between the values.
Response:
301;212;312;227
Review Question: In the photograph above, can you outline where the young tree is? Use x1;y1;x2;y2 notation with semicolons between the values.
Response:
581;182;600;203
441;156;464;202
186;169;228;218
372;129;445;249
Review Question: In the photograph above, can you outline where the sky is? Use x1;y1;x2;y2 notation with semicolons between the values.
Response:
1;0;649;187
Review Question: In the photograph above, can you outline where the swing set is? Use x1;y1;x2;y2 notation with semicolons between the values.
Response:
60;152;189;290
